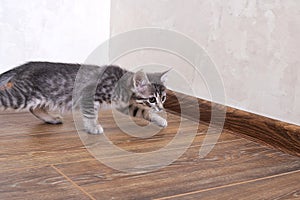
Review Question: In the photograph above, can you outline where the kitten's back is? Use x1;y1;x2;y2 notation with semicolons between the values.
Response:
0;62;83;111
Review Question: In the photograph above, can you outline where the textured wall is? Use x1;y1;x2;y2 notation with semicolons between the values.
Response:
110;0;300;125
0;0;111;73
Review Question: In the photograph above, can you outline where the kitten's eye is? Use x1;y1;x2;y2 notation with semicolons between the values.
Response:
149;97;156;103
161;96;166;102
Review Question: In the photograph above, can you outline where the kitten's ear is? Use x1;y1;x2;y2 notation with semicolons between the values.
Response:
133;70;150;95
160;68;172;83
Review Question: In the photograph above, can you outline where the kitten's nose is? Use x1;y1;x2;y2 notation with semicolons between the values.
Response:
158;103;164;110
157;106;164;112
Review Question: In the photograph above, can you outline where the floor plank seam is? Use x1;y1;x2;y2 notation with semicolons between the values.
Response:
51;165;96;200
155;168;300;200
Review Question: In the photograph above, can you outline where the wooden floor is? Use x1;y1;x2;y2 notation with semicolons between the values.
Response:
0;110;299;200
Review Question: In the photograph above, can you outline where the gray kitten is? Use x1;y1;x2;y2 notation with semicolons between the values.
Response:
0;62;169;134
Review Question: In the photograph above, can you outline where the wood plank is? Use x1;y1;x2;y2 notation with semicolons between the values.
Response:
54;136;300;199
0;111;239;171
0;131;86;156
2;108;299;199
165;90;300;156
82;111;240;154
0;149;93;172
0;113;93;171
0;166;91;200
159;170;300;200
0;111;77;136
51;132;241;185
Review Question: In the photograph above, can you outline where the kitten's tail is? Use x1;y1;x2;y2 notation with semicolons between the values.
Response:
0;71;15;87
0;82;25;110
0;67;19;110
0;64;25;86
0;88;9;110
0;63;30;110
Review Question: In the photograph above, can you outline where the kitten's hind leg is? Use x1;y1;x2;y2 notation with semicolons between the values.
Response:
30;107;63;124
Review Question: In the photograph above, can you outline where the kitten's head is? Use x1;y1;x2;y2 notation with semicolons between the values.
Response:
133;69;170;112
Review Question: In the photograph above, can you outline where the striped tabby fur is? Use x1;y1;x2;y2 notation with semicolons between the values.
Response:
0;62;169;134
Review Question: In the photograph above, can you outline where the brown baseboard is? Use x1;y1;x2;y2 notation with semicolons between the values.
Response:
165;90;300;157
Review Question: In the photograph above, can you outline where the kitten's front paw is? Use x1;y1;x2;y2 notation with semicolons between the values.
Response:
86;124;104;134
151;114;168;128
157;118;168;128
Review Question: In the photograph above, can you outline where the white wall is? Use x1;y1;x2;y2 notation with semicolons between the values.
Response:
0;0;111;73
110;0;300;125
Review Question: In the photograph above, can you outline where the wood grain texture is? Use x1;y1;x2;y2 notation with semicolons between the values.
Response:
0;113;93;171
1;108;300;199
0;111;77;136
0;111;237;171
165;90;300;156
0;166;90;200
54;136;300;199
159;170;300;200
